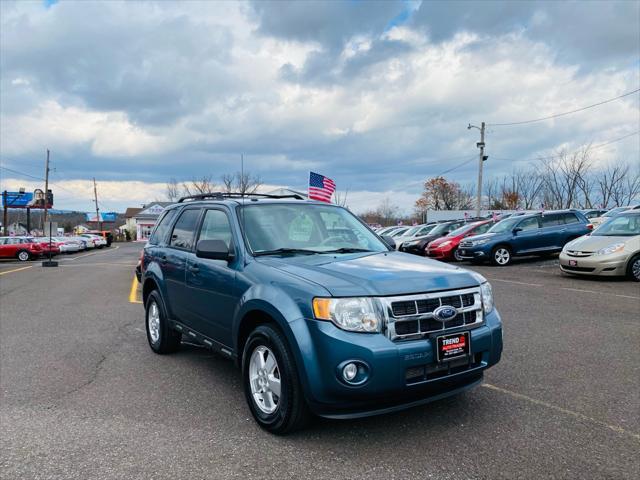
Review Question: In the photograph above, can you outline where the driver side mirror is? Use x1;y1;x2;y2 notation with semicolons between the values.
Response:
381;235;396;249
196;239;234;262
512;227;522;234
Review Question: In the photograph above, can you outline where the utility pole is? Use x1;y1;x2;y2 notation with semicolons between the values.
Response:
93;177;102;231
43;149;50;224
468;122;487;217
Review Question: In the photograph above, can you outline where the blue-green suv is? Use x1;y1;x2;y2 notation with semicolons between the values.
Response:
141;193;503;433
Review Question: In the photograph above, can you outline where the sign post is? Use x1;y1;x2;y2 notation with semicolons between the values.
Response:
42;221;58;268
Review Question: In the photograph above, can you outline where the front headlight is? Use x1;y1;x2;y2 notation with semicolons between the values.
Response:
594;242;625;256
405;240;420;246
472;238;490;246
438;241;452;248
313;297;381;333
480;282;494;314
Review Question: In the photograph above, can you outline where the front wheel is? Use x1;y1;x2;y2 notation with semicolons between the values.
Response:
453;248;463;262
16;250;31;262
491;246;512;266
627;254;640;282
145;290;181;354
243;325;310;434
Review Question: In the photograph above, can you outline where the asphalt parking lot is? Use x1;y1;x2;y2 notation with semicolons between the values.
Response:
1;242;638;479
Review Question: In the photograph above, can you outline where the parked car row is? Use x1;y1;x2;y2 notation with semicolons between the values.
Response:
374;206;640;281
0;233;109;262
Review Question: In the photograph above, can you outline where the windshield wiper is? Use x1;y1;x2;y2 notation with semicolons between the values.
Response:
254;248;322;256
320;247;375;254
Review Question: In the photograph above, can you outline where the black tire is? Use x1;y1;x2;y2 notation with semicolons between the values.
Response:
145;290;181;354
453;248;463;262
242;324;310;434
627;254;640;282
491;245;512;266
16;250;31;262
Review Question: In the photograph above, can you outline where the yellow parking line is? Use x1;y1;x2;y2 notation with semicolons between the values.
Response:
482;383;640;441
129;275;143;304
0;265;33;276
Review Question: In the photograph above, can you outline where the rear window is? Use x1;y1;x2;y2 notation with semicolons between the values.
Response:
170;209;201;250
541;214;563;227
149;209;177;245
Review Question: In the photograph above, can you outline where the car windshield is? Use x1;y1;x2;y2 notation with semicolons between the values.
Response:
603;207;629;217
427;223;451;236
390;227;409;237
240;203;389;255
402;226;421;237
592;214;640;236
487;217;522;234
447;223;476;237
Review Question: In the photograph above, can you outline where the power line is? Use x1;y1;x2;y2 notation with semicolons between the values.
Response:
436;156;477;176
491;130;639;163
487;88;640;127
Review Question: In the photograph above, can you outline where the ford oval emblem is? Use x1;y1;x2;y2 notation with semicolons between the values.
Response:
433;305;458;322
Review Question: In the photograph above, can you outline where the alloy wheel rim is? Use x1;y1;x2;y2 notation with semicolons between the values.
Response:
454;249;463;261
18;252;29;261
249;345;281;414
633;259;640;280
495;248;509;265
148;301;160;344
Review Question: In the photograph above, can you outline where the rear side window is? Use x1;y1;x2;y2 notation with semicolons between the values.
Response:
198;209;233;249
541;214;563;227
170;209;201;250
518;217;540;231
562;213;579;224
149;209;177;245
473;223;492;235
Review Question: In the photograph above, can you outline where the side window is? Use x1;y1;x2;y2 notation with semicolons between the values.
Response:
198;210;233;248
170;209;201;250
562;213;579;224
149;209;177;245
518;217;540;231
541;214;562;227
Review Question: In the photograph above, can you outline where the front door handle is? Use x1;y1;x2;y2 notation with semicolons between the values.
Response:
188;265;200;274
159;255;167;264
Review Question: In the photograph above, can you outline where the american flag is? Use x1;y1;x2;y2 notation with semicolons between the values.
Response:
308;172;336;202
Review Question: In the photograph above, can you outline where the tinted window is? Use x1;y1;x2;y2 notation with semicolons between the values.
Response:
473;223;492;235
170;209;201;250
198;210;233;248
541;214;562;227
518;217;539;231
562;213;579;224
149;209;177;245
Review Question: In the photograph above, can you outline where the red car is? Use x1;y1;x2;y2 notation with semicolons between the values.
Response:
426;220;495;261
27;237;61;256
0;236;43;262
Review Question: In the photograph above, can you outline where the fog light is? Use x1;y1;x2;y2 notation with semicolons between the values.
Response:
343;363;358;381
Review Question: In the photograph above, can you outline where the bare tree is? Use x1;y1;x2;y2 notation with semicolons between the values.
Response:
221;171;262;195
166;178;181;202
182;175;217;196
376;197;400;225
595;163;628;207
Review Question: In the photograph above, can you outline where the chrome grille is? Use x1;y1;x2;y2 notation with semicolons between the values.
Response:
382;287;483;341
565;250;593;258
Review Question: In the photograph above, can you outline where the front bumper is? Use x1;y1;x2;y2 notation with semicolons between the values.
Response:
293;310;503;418
399;243;425;255
559;251;627;276
457;245;490;261
426;246;454;260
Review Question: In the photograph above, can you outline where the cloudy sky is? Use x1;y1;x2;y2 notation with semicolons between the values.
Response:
1;0;638;214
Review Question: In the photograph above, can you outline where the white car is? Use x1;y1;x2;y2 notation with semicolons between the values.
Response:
54;237;84;253
81;234;107;248
591;204;640;227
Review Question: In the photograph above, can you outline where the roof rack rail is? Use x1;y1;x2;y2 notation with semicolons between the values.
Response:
177;192;305;203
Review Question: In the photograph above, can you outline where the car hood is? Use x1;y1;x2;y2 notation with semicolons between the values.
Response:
463;232;499;243
564;235;632;252
256;251;482;296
